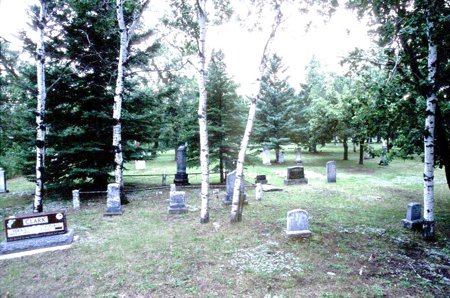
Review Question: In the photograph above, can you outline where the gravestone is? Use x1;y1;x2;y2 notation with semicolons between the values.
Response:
295;150;303;165
104;183;123;216
170;183;176;193
255;174;268;184
168;191;188;214
1;211;74;256
255;183;263;201
135;160;146;170
223;170;246;205
262;147;272;165
278;151;285;163
285;209;312;238
284;166;308;185
402;202;423;229
174;145;189;185
379;142;388;166
0;168;7;193
72;190;80;210
326;161;336;183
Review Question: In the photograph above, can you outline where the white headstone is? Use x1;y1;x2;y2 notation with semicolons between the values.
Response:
278;151;285;163
262;147;272;165
104;183;123;215
72;190;80;210
0;168;6;193
326;161;336;183
135;160;146;170
295;150;302;164
285;209;311;238
255;183;263;201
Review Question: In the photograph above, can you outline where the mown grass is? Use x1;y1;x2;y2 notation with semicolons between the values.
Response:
0;143;449;297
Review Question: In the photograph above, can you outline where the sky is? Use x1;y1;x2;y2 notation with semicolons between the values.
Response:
0;0;374;96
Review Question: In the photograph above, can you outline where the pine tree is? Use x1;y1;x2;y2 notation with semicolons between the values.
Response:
254;54;295;163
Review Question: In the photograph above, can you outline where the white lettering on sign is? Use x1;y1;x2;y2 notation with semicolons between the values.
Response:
23;216;49;226
7;223;64;237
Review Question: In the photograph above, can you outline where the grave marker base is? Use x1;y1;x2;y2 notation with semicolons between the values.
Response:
0;228;74;256
284;178;308;185
285;229;312;238
401;219;423;230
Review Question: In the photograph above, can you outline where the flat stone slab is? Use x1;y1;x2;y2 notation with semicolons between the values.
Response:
261;184;283;192
402;219;423;230
0;228;74;256
168;207;188;214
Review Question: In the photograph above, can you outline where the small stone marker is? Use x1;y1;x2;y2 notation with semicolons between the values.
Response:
104;183;123;216
379;142;388;166
278;151;285;163
170;183;176;193
284;166;308;185
255;174;268;184
262;147;272;165
72;190;80;210
0;168;7;193
174;144;189;185
168;191;188;214
223;170;246;205
402;202;423;229
255;183;263;201
295;150;303;165
326;161;336;183
285;209;312;238
135;160;146;170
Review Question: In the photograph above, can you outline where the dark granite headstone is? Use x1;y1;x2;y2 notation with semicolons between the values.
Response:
402;202;423;229
174;145;189;185
284;166;308;185
255;175;268;184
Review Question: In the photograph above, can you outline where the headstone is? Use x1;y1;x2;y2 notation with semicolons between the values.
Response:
262;147;272;165
379;142;388;166
170;183;176;193
0;168;7;193
255;183;263;201
364;151;372;159
402;202;423;229
295;150;303;165
72;190;80;210
278;151;285;163
223;170;246;205
104;183;123;216
285;209;312;238
135;160;146;170
174;145;189;185
168;191;188;214
255;175;268;184
326;161;336;183
284;166;308;185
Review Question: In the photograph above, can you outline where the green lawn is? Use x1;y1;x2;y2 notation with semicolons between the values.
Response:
0;144;449;297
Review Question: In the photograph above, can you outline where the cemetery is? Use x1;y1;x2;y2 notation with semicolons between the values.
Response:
0;0;449;297
0;145;448;297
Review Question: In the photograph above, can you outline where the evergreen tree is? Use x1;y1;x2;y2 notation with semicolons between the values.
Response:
254;54;295;163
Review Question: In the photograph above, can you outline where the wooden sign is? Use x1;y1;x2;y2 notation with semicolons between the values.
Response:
4;211;68;242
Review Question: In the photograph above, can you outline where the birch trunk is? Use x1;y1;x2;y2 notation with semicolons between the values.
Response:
422;3;437;241
113;0;128;204
197;0;210;224
230;5;283;223
33;0;47;213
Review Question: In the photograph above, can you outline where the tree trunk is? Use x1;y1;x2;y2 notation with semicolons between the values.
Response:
359;139;364;165
352;137;356;152
230;3;283;223
197;0;210;224
275;148;280;164
113;0;128;205
343;137;348;161
422;3;437;241
33;0;47;213
219;148;224;184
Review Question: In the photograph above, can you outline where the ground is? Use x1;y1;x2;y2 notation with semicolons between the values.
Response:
0;143;449;297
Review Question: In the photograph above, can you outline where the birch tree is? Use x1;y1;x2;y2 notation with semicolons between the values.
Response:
230;2;283;222
33;0;47;213
113;0;148;203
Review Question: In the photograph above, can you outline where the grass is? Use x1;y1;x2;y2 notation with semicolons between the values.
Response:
0;143;449;297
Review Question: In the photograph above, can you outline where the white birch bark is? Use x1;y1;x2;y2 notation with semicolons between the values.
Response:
197;0;210;224
423;4;437;240
33;0;47;213
230;5;283;222
113;0;147;202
